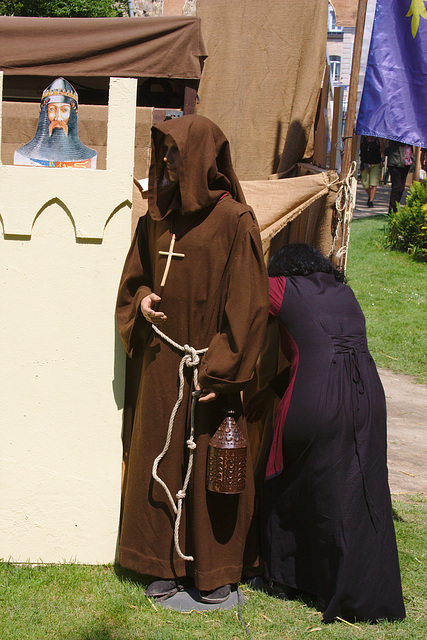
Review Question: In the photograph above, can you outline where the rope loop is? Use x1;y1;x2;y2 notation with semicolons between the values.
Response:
150;323;208;563
335;160;357;214
183;344;200;367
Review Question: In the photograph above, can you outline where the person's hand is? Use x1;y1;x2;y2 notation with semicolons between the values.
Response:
141;294;167;324
245;385;276;422
195;382;217;403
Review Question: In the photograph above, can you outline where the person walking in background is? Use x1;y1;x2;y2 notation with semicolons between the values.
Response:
245;243;406;623
384;140;414;212
359;135;382;207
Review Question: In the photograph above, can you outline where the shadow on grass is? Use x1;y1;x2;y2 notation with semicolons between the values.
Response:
113;562;151;588
248;579;323;616
78;627;173;640
392;507;405;522
79;626;116;640
352;212;387;224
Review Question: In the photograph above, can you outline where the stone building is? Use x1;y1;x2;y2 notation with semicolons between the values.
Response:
131;0;196;17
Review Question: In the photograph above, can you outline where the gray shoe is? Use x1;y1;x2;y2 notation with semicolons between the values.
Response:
145;579;178;598
199;583;231;604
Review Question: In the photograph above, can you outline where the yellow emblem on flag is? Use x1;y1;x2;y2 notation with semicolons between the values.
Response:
406;0;427;38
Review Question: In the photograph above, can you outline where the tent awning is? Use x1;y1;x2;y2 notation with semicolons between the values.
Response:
0;16;207;80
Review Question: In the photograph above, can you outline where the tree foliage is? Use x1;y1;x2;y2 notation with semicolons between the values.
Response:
0;0;128;17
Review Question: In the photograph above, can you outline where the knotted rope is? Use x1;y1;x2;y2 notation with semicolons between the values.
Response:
151;323;208;562
330;161;357;265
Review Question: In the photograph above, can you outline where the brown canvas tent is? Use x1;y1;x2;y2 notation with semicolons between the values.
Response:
0;16;207;79
0;15;207;122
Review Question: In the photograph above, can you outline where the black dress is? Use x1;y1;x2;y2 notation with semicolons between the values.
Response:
262;273;405;622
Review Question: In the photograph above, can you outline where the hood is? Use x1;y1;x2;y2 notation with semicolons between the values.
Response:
148;114;246;219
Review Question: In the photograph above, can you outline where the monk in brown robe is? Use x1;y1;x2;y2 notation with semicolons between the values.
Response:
116;115;269;603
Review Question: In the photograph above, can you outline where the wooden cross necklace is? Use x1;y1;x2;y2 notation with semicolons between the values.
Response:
157;211;208;294
158;233;185;294
157;192;229;294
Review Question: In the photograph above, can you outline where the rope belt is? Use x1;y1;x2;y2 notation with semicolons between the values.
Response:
151;323;208;562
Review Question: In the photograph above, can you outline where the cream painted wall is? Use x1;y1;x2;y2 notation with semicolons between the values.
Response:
0;75;148;563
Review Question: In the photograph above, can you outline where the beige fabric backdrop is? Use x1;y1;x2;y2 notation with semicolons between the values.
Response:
196;0;328;180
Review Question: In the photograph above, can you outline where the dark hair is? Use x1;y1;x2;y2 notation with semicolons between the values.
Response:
267;243;346;283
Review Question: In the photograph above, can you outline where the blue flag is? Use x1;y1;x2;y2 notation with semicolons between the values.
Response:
356;0;427;148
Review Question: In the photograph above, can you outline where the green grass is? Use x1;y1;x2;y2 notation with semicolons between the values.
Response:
1;496;426;639
346;214;427;383
1;214;425;640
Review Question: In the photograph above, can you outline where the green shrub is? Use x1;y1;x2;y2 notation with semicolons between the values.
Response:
0;0;128;17
384;178;427;261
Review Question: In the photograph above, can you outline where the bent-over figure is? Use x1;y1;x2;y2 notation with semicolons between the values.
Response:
246;243;406;622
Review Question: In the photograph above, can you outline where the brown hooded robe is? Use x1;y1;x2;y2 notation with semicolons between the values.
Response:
116;115;269;590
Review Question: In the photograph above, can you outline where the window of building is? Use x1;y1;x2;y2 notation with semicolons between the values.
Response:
330;55;341;84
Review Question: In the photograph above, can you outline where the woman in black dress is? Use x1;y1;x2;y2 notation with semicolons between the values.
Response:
246;243;405;622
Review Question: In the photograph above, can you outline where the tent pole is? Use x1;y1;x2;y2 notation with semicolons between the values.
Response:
183;80;198;115
340;0;368;180
336;0;368;271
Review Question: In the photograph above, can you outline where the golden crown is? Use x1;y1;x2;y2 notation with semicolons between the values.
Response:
42;88;78;101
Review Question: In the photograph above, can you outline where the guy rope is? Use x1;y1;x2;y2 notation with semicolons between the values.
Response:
330;160;357;271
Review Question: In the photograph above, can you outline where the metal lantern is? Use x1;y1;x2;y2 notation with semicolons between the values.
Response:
206;410;247;494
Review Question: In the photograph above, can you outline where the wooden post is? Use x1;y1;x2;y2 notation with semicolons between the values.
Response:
340;0;369;180
335;0;368;271
183;80;198;115
330;86;345;171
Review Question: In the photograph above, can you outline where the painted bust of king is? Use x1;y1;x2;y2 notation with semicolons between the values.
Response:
14;77;97;169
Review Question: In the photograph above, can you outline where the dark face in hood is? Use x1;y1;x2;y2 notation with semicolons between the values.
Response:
148;114;246;219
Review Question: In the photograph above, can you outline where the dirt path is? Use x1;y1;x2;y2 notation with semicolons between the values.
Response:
379;368;427;497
